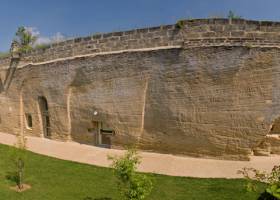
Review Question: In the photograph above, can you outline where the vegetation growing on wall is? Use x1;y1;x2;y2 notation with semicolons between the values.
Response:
14;26;37;53
228;10;242;19
175;19;185;29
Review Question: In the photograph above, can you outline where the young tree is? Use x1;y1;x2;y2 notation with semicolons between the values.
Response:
109;148;153;200
14;26;37;53
8;134;28;191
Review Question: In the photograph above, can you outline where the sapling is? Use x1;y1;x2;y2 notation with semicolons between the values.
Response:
14;26;37;53
109;148;153;200
9;134;28;190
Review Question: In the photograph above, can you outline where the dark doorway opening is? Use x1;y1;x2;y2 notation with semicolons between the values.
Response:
38;96;51;137
88;121;114;148
25;113;33;129
100;128;114;147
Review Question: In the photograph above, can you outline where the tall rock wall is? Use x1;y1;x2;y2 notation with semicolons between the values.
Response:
1;19;280;160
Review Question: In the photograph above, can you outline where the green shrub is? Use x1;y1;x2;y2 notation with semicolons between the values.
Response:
109;148;153;200
175;19;185;29
124;174;153;200
266;184;280;199
238;165;280;199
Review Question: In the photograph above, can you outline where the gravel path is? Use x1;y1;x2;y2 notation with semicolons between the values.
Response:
0;132;279;178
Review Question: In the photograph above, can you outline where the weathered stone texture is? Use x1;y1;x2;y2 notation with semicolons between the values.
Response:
1;19;280;160
2;18;280;69
0;45;279;160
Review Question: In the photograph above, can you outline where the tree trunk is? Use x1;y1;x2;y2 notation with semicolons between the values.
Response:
17;158;24;190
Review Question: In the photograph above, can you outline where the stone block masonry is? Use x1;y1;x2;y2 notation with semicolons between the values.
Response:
2;18;280;67
1;19;280;160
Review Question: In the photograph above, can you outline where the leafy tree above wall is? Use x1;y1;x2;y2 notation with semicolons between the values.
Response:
14;27;37;53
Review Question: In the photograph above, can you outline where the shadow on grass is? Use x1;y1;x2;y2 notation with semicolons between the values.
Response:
5;171;19;185
258;192;277;200
83;197;112;200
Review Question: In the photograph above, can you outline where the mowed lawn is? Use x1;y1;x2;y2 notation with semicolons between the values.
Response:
0;144;266;200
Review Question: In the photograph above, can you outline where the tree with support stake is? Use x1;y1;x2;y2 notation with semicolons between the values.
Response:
7;134;31;192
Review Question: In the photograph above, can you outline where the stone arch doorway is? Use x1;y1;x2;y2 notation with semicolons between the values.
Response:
38;96;51;138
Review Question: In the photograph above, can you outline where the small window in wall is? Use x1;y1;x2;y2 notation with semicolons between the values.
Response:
25;113;33;129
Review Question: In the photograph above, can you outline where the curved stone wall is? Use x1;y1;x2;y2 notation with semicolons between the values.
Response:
2;18;280;68
1;19;280;160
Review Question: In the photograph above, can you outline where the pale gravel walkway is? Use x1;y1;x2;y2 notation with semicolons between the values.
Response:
0;132;279;178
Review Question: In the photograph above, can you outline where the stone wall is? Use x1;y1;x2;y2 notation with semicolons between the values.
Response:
2;18;280;67
1;19;280;160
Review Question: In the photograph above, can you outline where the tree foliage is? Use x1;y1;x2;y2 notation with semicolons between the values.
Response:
14;26;37;53
109;148;153;200
238;165;280;199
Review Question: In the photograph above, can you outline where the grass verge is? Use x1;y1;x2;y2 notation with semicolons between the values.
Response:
0;144;266;200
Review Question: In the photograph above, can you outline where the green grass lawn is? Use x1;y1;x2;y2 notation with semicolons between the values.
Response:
0;144;266;200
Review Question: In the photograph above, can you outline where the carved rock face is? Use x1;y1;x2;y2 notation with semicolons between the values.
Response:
0;46;278;161
1;19;280;160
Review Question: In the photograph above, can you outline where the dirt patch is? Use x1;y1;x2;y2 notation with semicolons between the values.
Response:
10;184;31;192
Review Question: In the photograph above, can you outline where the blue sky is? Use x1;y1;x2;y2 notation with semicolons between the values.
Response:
0;0;280;51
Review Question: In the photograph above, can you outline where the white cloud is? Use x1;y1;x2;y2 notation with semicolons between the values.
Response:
51;32;65;43
35;36;51;45
24;26;66;46
25;27;40;38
